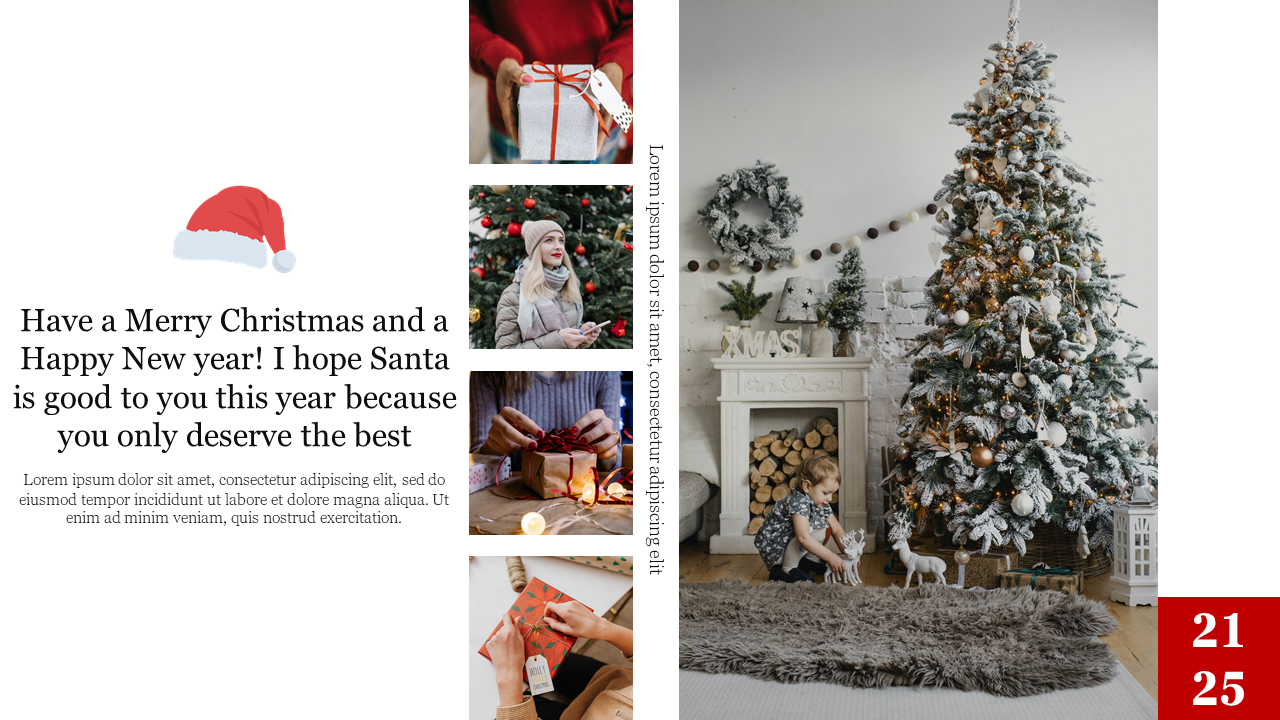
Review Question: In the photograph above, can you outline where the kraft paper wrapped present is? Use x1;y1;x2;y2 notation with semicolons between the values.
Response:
478;577;592;680
621;444;633;468
518;62;609;161
522;449;597;499
999;566;1083;595
916;543;1018;589
469;453;511;493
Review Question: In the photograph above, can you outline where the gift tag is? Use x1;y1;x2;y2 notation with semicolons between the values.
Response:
525;655;555;695
588;70;633;133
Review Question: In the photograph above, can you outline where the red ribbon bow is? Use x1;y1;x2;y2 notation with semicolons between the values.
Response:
528;62;611;161
610;318;627;337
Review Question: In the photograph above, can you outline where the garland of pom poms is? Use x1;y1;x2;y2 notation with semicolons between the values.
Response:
696;161;803;266
686;201;942;273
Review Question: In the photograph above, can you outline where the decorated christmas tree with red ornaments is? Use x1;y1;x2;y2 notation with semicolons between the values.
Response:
469;185;634;349
887;1;1156;558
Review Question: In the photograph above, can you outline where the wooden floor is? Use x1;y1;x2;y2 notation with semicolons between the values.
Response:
679;539;1158;702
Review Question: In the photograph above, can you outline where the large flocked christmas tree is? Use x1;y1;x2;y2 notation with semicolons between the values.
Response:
887;1;1156;557
469;185;634;349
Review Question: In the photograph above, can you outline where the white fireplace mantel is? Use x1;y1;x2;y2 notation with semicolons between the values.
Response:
709;356;873;554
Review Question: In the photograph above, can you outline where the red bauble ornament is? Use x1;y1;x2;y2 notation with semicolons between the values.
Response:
506;206;513;211
581;198;590;207
523;198;536;209
575;244;586;255
470;267;486;280
625;186;632;193
585;281;597;293
624;243;633;251
480;216;492;228
478;192;486;198
507;222;522;236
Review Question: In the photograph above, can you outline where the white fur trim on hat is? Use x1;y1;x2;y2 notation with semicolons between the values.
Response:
173;229;267;269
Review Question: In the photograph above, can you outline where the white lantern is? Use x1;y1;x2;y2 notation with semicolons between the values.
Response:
1111;483;1158;606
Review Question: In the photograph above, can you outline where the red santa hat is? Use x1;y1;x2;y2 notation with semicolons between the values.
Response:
173;186;297;272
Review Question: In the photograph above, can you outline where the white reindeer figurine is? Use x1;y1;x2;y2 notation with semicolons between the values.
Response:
824;529;866;585
891;539;947;588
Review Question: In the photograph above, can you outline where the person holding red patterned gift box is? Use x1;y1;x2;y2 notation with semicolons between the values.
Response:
485;596;633;720
469;0;632;164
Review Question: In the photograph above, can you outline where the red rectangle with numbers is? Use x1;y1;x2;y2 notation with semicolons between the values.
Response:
1160;596;1279;718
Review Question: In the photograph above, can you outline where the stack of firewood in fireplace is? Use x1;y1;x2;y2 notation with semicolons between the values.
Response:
746;417;839;534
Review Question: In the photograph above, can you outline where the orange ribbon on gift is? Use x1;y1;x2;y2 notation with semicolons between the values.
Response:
529;62;611;161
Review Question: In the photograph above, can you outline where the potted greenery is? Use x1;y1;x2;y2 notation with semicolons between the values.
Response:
717;276;773;329
809;293;838;357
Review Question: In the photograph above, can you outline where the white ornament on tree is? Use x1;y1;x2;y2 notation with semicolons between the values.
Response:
1040;294;1061;318
953;309;970;326
1120;412;1136;429
1077;265;1092;282
1045;421;1068;447
1008;148;1024;165
1011;492;1034;516
1020;98;1036;113
1011;371;1028;387
978;206;995;233
1020;325;1034;358
964;166;979;182
1018;245;1035;262
960;228;974;241
1034;161;1045;172
993;155;1008;175
1050;167;1065;184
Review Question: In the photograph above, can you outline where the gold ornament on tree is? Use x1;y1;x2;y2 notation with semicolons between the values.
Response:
469;307;482;323
491;184;511;195
970;445;994;468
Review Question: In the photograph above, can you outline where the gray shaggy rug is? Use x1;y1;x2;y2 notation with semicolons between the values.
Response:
680;580;1120;697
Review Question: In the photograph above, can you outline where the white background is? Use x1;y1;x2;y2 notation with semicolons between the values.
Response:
0;1;677;717
2;1;1277;718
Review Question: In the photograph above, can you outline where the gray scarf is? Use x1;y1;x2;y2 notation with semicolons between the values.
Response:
514;260;583;340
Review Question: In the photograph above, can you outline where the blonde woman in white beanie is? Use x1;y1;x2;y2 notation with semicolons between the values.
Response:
495;220;602;349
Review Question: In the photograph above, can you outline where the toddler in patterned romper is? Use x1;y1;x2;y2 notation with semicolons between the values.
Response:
754;456;850;583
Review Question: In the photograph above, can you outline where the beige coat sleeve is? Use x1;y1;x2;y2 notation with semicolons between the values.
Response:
494;283;568;350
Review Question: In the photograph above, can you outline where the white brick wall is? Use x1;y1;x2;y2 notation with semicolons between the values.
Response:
680;273;932;540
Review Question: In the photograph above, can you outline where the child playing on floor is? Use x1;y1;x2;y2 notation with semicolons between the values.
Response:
754;455;849;583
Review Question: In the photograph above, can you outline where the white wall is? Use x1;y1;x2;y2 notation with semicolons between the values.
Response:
679;0;1158;484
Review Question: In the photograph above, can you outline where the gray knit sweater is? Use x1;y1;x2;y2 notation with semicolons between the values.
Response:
469;372;623;468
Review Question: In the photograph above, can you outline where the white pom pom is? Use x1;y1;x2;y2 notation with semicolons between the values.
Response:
1050;167;1065;184
272;249;297;273
1040;69;1055;81
1040;294;1061;317
1077;265;1092;281
1018;246;1035;262
729;263;742;274
984;63;996;74
907;211;919;224
848;235;862;248
952;309;970;326
1045;422;1068;447
789;256;801;268
1034;162;1045;172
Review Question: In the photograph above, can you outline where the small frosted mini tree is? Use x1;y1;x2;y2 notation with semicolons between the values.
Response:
886;1;1156;557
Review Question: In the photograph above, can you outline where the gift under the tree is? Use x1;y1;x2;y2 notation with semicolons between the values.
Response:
478;576;592;680
999;566;1083;595
518;63;610;162
915;543;1018;589
521;428;598;500
469;453;511;493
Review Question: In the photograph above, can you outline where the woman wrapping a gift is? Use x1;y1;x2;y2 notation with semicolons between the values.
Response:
495;220;603;350
471;371;622;471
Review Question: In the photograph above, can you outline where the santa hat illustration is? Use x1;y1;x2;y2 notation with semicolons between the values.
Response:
173;186;297;272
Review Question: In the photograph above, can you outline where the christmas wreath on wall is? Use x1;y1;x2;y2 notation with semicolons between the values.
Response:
697;160;802;266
